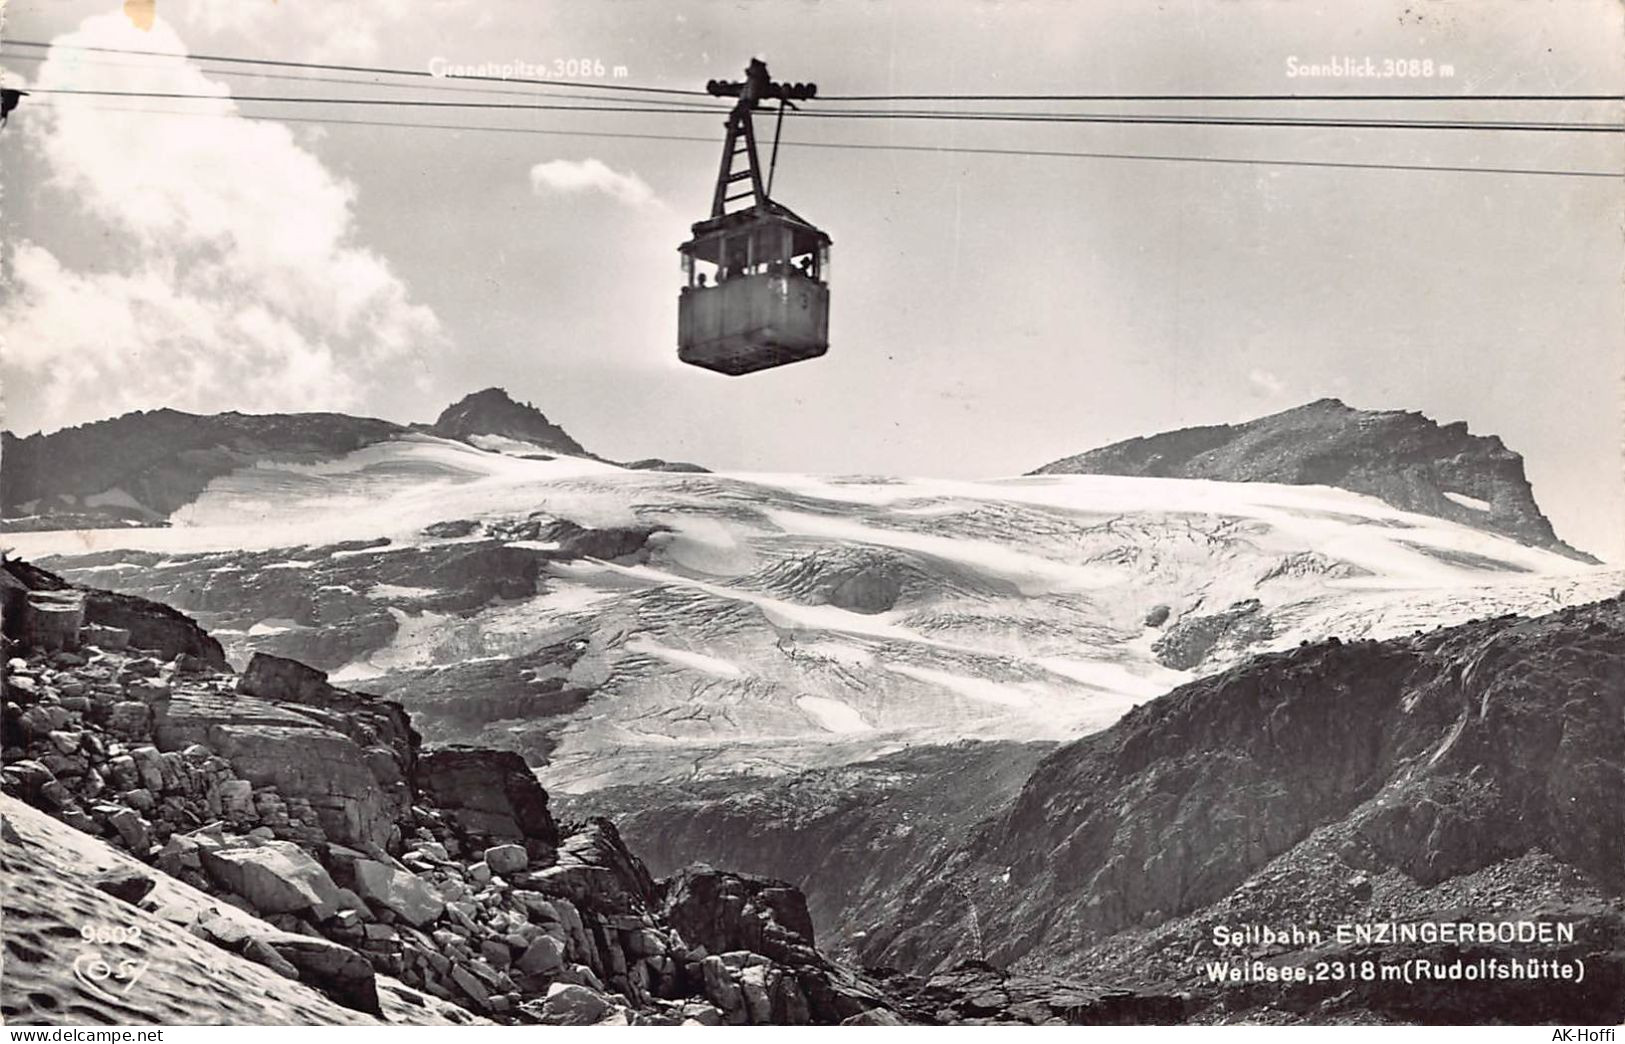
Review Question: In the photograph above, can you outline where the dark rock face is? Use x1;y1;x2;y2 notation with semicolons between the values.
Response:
1151;597;1274;670
415;747;559;849
426;387;587;456
1;409;402;527
662;867;820;965
654;866;896;1024
864;595;1625;1025
357;640;591;761
565;741;1053;951
623;459;711;474
538;519;663;561
2;558;226;667
1032;398;1594;560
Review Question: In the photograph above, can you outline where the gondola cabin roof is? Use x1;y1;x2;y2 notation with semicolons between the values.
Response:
679;200;831;264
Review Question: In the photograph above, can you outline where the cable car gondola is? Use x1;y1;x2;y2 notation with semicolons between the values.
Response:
678;60;831;376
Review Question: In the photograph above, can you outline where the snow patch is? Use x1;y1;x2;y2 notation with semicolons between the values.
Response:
796;695;873;733
1037;657;1189;697
246;618;303;636
367;583;438;601
887;664;1035;708
625;638;744;678
1444;491;1493;513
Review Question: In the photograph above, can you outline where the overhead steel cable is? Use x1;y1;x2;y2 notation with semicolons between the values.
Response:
6;39;1621;104
29;88;726;117
818;90;1625;102
42;101;1625;180
0;49;728;106
782;108;1624;133
25;88;1625;133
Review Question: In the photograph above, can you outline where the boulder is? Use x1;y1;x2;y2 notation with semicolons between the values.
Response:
237;653;338;705
531;982;615;1026
21;591;83;652
484;843;528;876
92;868;156;905
265;934;381;1016
236;652;418;773
515;934;566;977
416;747;557;847
198;840;344;916
661;866;818;966
107;808;151;852
450;964;491;1010
350;858;445;927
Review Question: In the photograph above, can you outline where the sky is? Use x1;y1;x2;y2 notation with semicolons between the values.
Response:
1;0;1621;560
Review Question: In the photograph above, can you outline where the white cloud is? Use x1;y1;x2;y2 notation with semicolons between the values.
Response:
529;158;658;209
172;0;420;63
0;13;441;432
1247;368;1287;396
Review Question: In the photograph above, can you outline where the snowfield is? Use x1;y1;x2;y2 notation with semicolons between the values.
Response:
10;434;1618;790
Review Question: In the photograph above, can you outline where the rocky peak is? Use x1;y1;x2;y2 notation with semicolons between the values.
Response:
1032;398;1595;561
427;388;587;457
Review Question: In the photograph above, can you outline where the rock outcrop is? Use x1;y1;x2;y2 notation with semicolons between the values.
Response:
623;459;711;474
415;747;558;850
1150;597;1274;670
1032;398;1595;561
3;557;226;667
425;387;587;457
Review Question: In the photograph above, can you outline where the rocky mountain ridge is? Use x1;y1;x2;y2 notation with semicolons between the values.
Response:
1033;398;1595;562
1;409;404;530
0;388;705;533
14;429;1615;791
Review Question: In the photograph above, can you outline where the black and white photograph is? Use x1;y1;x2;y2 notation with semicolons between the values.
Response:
0;0;1621;1032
